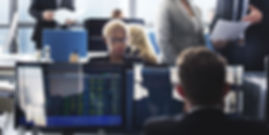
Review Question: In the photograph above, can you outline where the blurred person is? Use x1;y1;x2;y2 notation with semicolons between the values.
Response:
128;25;158;65
211;0;269;70
157;0;205;65
144;47;269;135
30;0;75;50
90;20;141;65
112;9;124;19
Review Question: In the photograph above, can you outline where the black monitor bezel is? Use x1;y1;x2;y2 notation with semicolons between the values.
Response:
265;57;269;124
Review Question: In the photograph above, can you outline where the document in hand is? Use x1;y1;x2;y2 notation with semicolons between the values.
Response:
54;8;78;25
210;19;250;41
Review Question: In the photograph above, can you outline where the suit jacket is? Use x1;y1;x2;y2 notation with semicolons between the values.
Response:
157;0;205;65
144;109;269;135
29;0;74;49
211;0;269;70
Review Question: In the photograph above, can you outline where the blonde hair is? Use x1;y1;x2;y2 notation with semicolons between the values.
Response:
128;25;158;64
102;20;128;37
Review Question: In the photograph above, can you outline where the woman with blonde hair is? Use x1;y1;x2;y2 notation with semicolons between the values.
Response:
128;25;158;64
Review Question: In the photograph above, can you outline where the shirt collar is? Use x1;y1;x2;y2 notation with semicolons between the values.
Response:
188;104;222;114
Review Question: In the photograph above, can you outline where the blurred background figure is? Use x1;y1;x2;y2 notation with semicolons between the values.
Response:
211;0;269;70
29;0;75;50
157;0;205;65
128;25;158;65
91;20;141;65
112;8;124;19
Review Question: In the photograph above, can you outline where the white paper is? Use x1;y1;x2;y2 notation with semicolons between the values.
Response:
211;19;250;41
134;64;149;100
170;67;183;101
54;8;78;25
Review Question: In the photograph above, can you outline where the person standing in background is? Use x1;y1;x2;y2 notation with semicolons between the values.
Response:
157;0;205;65
211;0;269;70
29;0;75;50
111;9;124;19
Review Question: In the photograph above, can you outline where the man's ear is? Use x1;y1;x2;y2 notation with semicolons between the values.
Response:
223;83;230;96
177;85;185;99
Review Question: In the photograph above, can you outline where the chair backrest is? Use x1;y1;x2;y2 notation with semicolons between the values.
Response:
127;66;183;130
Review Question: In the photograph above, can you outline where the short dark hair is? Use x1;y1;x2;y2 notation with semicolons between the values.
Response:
177;47;227;106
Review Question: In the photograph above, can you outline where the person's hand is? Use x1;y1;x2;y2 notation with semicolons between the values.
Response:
212;40;228;49
238;38;245;46
42;10;54;21
242;5;263;25
65;19;76;26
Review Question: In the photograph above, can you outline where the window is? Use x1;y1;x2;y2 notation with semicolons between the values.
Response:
0;0;10;47
18;28;35;54
136;0;217;27
136;0;162;27
0;0;9;24
193;0;217;26
19;0;35;23
75;0;129;23
0;29;9;46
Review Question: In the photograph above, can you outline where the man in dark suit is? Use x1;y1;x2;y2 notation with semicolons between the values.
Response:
29;0;75;50
211;0;269;71
144;47;269;135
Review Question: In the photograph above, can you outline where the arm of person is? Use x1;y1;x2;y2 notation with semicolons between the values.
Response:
242;5;263;25
245;0;269;27
29;0;54;21
64;0;76;25
69;0;75;11
29;0;43;20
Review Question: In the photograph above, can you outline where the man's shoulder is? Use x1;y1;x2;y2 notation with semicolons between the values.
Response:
226;116;269;132
143;112;269;135
144;115;184;134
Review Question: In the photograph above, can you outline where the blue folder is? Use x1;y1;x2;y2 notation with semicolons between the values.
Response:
42;29;88;62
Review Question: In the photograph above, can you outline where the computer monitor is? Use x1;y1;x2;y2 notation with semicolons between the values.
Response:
15;63;126;132
84;18;144;52
42;30;88;62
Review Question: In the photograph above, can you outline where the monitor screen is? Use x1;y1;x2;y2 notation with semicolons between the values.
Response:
16;63;125;131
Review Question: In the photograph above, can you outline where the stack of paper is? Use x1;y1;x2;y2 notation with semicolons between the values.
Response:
211;19;250;41
54;8;78;25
